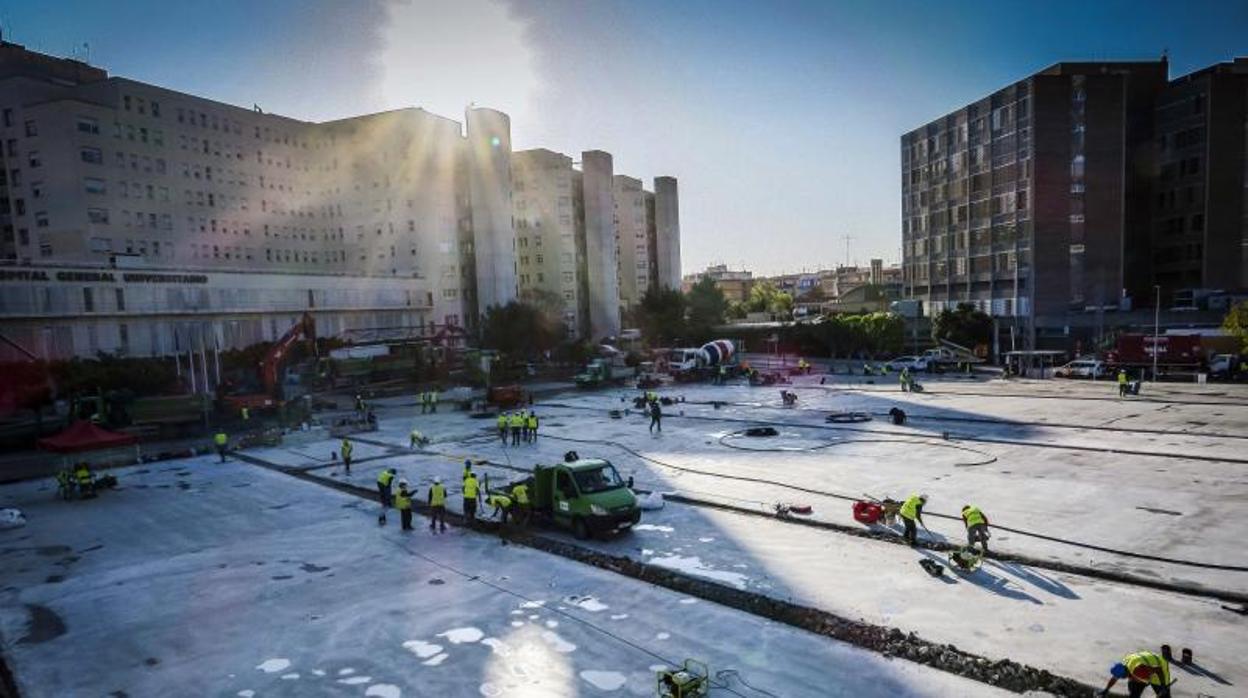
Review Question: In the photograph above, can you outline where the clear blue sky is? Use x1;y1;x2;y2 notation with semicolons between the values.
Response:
4;0;1246;275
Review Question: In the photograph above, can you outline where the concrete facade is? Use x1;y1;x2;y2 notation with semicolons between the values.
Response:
579;151;620;341
613;174;650;310
654;176;681;291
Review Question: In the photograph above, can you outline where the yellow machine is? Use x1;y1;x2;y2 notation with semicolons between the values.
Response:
657;659;709;697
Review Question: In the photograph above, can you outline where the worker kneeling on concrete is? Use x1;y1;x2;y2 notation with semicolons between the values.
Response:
961;504;990;554
1100;650;1172;697
899;493;927;545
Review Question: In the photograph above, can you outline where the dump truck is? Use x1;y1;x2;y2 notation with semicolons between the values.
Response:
574;357;636;388
505;458;640;539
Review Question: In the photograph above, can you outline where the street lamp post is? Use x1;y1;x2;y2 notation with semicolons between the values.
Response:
1152;284;1160;382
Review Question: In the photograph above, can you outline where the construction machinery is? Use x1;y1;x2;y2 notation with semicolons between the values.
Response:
657;659;709;697
221;313;316;412
495;458;640;539
575;356;636;388
668;339;740;382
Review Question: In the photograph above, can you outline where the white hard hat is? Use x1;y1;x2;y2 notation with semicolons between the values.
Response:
919;493;929;501
434;477;442;484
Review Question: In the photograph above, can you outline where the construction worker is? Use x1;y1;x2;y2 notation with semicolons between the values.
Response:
395;480;413;531
1117;369;1129;397
409;428;427;449
717;364;726;385
511;480;530;526
240;406;250;422
428;477;447;533
899;493;928;545
340;438;353;474
497;412;508;442
526;411;538;443
798;358;810;374
377;467;396;509
419;391;427;414
462;470;480;523
214;430;228;462
55;469;73;500
1099;650;1171;697
509;411;523;446
961;504;990;554
355;393;364;415
429;389;438;414
900;367;911;392
73;462;95;498
487;491;513;524
649;399;662;433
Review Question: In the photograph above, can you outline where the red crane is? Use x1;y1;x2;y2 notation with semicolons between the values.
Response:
222;313;317;411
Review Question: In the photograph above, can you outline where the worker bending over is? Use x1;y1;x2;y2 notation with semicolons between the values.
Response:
410;428;428;449
74;462;96;498
960;504;990;554
487;491;513;524
899;493;928;545
428;477;447;533
1100;650;1172;697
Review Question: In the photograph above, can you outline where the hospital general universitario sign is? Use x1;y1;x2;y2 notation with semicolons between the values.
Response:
0;269;209;285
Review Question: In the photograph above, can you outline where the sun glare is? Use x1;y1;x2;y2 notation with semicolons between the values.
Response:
379;0;539;124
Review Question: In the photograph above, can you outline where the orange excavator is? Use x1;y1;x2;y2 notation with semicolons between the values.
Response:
221;313;317;412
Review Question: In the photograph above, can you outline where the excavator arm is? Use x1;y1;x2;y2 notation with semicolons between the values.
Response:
259;313;317;396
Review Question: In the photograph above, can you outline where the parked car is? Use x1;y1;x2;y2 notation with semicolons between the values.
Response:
1054;359;1106;379
885;356;930;372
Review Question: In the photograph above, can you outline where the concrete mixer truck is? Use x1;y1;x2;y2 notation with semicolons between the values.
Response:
668;339;740;382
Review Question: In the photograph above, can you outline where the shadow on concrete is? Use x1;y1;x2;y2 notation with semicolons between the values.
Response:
986;559;1080;600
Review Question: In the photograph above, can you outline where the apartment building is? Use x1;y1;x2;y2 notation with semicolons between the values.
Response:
903;56;1248;351
613;174;650;310
901;60;1169;346
1149;58;1248;302
0;40;513;359
512;148;679;340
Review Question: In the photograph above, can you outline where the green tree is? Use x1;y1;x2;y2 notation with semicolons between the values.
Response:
635;286;687;346
685;276;728;342
931;303;992;350
1223;300;1248;353
480;301;566;360
746;281;794;316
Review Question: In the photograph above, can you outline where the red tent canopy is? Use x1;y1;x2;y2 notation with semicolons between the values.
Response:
37;420;138;453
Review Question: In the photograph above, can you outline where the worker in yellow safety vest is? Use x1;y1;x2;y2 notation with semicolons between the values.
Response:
395;480;413;531
511;482;530;526
428;477;447;533
74;462;95;498
497;412;508;443
1100;650;1172;697
899;493;928;546
526;412;538;443
241;406;250;422
340;438;353;474
429;390;438;414
960;504;990;554
410;428;427;449
508;411;524;446
1118;369;1129;397
214;431;228;462
487;491;513;524
462;471;480;523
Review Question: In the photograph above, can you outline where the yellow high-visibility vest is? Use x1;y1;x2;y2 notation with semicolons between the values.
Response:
1124;651;1169;686
900;494;923;520
463;477;479;499
429;483;446;506
962;506;986;528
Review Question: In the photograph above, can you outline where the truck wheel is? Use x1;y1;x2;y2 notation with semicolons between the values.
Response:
573;517;589;541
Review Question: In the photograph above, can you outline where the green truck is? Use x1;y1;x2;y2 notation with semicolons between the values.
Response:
574;358;637;388
517;459;641;539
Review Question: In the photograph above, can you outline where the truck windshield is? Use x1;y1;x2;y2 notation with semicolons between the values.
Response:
572;464;625;494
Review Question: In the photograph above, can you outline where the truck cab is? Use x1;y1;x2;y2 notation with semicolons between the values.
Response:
532;459;640;539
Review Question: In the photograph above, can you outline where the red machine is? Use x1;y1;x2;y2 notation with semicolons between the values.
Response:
852;500;883;525
221;313;317;411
